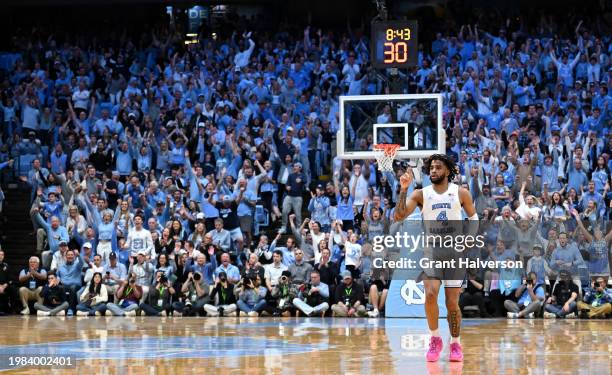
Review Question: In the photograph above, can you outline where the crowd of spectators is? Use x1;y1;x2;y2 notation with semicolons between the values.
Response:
0;7;610;319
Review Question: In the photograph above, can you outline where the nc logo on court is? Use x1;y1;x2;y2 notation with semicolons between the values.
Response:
400;280;425;305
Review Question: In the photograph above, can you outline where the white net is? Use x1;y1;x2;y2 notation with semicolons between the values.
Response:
372;144;400;172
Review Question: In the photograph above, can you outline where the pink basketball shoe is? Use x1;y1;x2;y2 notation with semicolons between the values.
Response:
426;336;443;362
449;342;464;362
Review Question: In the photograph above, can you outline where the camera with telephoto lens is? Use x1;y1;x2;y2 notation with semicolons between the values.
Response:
193;272;201;281
280;275;289;284
159;275;168;284
594;282;600;288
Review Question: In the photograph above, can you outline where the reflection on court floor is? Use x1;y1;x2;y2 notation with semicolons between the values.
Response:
0;317;609;374
0;336;330;364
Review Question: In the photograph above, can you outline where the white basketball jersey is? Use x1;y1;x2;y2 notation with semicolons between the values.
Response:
421;183;462;222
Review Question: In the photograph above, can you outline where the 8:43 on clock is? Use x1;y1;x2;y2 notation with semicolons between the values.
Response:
371;20;418;68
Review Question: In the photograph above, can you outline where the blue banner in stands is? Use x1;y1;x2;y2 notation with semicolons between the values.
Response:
385;279;447;318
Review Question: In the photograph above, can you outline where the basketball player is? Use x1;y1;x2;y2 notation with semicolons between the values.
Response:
394;154;478;362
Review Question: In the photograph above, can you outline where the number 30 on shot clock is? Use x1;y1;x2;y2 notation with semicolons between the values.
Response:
371;21;418;68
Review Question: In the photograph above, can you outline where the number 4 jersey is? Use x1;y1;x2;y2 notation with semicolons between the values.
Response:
421;183;462;222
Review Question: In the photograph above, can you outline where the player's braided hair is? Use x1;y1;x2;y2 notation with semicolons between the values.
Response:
422;154;457;182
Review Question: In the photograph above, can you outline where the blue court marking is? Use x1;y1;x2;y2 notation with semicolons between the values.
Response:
0;336;330;370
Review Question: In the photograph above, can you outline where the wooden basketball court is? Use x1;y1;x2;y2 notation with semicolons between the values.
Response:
0;317;610;374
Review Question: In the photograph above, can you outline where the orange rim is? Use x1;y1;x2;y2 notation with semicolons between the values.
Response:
373;144;400;156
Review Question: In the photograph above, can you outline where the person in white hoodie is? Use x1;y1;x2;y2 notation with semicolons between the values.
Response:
76;272;108;316
123;214;155;260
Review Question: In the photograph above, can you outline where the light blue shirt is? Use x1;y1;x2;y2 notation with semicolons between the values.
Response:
551;243;584;274
34;212;69;253
58;259;82;288
235;190;257;217
104;262;127;285
214;264;241;281
517;283;545;306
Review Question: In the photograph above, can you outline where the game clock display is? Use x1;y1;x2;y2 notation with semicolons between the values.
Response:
371;21;418;68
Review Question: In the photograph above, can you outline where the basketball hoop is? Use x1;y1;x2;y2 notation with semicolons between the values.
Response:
372;144;400;172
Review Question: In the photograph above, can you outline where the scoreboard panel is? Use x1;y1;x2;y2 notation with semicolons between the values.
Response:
371;20;418;68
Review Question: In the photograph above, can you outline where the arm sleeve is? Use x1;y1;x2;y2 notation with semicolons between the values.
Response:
319;283;329;298
79;287;89;303
99;285;108;303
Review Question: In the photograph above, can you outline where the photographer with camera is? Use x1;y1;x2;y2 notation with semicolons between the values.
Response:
204;271;237;317
271;271;299;317
172;271;210;316
331;271;366;317
504;272;545;318
237;274;267;317
106;273;142;316
139;271;175;316
577;277;611;318
293;270;329;317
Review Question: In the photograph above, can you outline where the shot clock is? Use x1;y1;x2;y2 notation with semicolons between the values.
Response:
371;20;418;68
